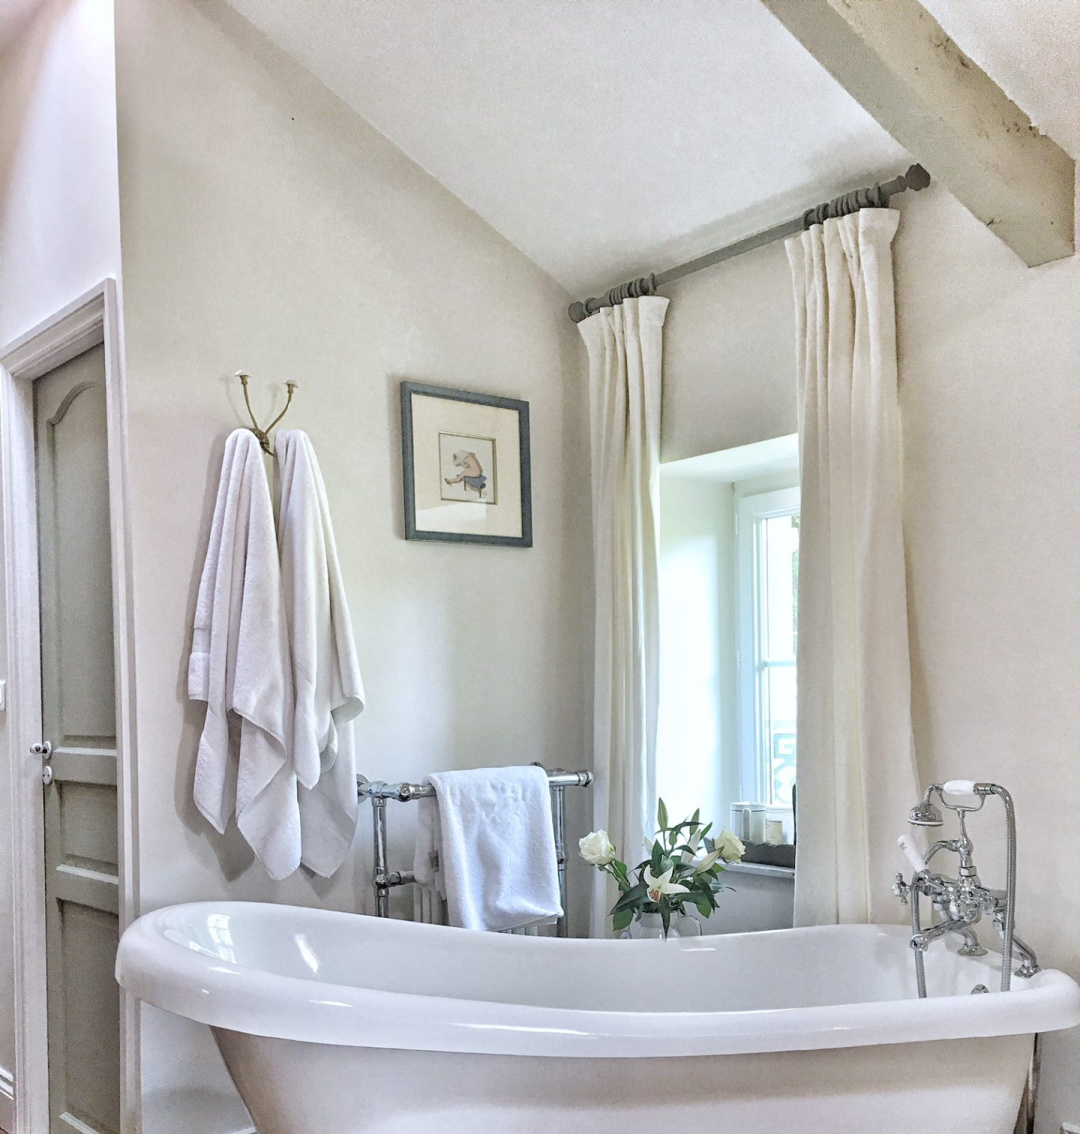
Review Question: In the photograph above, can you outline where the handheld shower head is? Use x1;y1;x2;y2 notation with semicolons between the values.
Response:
908;786;944;827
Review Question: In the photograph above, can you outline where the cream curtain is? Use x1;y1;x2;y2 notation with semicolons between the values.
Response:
577;296;669;937
786;209;920;926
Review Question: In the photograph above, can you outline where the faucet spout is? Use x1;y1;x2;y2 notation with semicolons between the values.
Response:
910;914;978;953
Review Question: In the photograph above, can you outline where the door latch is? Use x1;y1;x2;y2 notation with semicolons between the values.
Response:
32;741;53;785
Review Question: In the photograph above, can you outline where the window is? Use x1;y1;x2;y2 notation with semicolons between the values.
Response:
657;435;800;836
737;487;799;810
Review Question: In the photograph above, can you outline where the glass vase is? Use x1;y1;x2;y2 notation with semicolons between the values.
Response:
623;910;702;940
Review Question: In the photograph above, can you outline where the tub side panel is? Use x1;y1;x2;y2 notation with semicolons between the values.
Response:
213;1029;1031;1134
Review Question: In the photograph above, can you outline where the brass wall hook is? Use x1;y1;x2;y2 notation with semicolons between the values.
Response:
235;371;298;454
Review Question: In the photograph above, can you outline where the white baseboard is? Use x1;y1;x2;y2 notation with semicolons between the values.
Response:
0;1063;14;1134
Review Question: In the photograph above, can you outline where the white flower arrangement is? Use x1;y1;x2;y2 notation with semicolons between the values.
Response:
578;800;746;935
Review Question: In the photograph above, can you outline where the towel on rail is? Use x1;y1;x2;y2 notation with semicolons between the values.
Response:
189;429;299;880
276;429;366;878
413;766;562;932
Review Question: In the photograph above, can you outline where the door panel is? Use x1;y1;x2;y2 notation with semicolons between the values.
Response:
57;904;121;1133
35;344;121;1134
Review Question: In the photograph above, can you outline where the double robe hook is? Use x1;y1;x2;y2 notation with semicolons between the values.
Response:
235;371;298;454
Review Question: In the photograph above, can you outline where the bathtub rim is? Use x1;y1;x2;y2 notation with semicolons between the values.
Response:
115;901;1080;1060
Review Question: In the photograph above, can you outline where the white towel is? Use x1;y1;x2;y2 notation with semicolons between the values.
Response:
420;766;562;932
189;429;299;880
275;429;365;878
412;796;445;900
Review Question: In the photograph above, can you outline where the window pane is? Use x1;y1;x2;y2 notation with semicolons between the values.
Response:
762;513;799;662
763;663;796;806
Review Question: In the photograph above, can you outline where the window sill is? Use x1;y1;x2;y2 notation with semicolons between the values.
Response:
723;860;795;881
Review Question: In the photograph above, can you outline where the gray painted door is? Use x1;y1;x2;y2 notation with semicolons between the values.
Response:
35;344;121;1134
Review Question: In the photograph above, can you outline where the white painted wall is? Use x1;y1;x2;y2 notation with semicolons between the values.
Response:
660;181;1080;1134
661;241;798;464
0;0;121;347
0;0;121;1119
693;865;793;936
896;183;1080;1134
112;0;589;1128
657;475;735;826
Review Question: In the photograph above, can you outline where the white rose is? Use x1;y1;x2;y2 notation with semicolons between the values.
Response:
579;829;616;866
713;828;746;863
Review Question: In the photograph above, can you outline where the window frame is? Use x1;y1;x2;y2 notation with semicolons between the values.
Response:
736;485;800;811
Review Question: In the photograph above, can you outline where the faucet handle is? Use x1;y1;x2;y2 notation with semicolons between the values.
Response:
942;780;978;796
897;834;927;876
892;873;910;903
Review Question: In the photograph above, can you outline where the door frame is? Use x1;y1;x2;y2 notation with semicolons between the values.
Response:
0;280;139;1134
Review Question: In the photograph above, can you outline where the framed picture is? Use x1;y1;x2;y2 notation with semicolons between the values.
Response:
400;381;532;547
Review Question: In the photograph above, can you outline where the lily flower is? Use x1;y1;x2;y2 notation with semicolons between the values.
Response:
680;825;704;864
643;865;689;904
693;848;722;873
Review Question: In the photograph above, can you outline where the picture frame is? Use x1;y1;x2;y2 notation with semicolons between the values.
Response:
400;381;532;547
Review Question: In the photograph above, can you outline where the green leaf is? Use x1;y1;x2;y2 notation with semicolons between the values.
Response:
657;798;669;832
612;882;648;913
612;908;634;932
694;893;713;917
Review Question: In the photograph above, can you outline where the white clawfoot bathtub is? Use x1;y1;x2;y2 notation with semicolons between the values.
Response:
116;902;1080;1134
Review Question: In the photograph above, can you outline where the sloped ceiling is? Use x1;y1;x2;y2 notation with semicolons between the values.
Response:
225;0;908;295
225;0;1078;296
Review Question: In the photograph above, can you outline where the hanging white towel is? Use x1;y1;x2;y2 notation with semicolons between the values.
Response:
275;429;365;878
412;796;445;899
189;429;299;880
423;766;562;932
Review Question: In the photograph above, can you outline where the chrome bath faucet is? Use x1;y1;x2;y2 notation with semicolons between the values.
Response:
893;781;1039;998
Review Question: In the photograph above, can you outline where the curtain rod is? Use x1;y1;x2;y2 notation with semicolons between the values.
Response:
567;163;931;323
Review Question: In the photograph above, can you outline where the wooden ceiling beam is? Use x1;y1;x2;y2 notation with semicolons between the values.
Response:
760;0;1075;266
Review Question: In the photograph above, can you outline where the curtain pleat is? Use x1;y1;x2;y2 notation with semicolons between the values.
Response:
578;296;669;937
786;209;920;926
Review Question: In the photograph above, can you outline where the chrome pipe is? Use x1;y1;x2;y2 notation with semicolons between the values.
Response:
910;877;928;999
372;794;391;918
1007;930;1041;978
980;784;1017;992
359;769;593;803
551;783;568;937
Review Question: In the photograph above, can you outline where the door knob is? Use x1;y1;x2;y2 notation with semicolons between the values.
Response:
32;741;53;785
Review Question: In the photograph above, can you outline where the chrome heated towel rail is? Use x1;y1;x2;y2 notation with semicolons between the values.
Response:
357;766;593;936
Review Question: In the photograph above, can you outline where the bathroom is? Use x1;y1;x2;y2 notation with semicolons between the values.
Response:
0;0;1079;1132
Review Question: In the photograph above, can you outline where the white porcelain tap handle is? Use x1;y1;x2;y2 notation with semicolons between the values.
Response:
897;835;926;876
942;780;978;796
